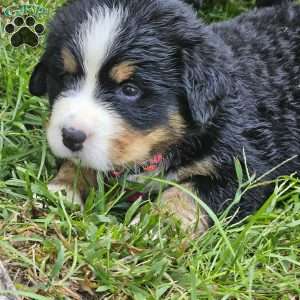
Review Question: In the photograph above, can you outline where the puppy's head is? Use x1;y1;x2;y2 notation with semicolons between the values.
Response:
29;0;232;171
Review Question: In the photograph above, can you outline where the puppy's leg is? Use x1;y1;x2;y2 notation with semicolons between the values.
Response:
48;161;97;207
159;183;209;236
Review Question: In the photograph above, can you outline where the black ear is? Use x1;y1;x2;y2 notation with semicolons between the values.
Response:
29;61;48;96
182;46;233;126
170;9;234;126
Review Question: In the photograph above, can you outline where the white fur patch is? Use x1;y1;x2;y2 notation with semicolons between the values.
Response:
47;94;122;170
77;6;125;91
47;6;126;171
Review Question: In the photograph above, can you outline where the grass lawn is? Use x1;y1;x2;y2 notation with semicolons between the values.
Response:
1;0;300;299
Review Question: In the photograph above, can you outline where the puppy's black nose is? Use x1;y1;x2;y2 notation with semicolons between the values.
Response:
62;127;87;152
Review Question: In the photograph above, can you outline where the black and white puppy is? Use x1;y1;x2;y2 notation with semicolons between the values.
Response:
29;0;300;233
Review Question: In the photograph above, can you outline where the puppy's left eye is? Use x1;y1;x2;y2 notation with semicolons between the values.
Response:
118;83;141;101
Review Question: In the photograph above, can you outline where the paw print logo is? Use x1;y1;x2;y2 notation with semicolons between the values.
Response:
5;16;45;48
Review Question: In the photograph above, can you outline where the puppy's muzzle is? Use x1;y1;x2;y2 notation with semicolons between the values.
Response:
62;127;87;152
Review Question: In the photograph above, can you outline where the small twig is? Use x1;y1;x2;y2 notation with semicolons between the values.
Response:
0;260;20;300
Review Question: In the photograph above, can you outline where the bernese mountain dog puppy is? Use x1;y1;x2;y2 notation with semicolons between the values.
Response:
29;0;300;234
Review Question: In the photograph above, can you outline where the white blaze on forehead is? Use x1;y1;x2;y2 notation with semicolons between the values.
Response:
76;6;125;91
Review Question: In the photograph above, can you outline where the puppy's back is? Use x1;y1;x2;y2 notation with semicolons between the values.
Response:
211;4;300;167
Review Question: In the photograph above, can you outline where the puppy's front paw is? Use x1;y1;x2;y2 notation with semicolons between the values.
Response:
46;160;97;209
48;181;83;208
160;183;209;237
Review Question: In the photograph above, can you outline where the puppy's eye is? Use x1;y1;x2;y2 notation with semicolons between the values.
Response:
118;83;141;101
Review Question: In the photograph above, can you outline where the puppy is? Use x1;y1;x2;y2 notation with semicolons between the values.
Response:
29;0;300;234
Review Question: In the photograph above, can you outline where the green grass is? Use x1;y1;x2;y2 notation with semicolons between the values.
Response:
1;1;300;299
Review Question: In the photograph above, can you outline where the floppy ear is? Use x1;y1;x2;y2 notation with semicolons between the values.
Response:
29;60;48;96
181;47;233;126
170;9;234;127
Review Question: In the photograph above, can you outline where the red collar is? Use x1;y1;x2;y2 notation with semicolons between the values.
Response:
110;154;163;177
109;154;164;202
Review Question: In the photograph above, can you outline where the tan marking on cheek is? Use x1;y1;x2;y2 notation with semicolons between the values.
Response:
61;48;78;74
110;61;135;83
109;113;186;166
177;158;217;180
160;183;209;236
110;125;173;166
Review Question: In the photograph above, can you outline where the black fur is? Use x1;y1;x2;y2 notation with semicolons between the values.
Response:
256;0;292;7
183;0;203;10
30;0;300;220
183;0;292;10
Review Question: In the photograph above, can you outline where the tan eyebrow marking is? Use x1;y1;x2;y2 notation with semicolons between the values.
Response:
110;61;136;83
61;47;78;74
